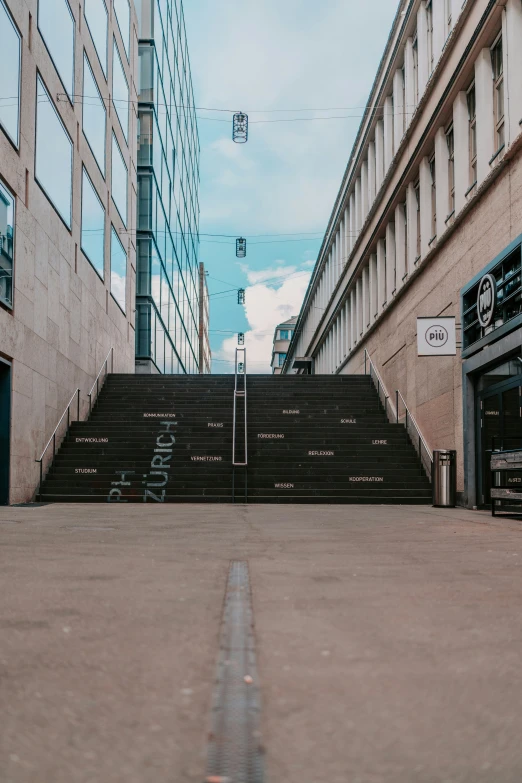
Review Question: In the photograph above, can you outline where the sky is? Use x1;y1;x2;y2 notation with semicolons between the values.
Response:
183;0;400;373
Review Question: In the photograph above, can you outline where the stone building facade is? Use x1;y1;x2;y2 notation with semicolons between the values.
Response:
284;0;522;508
0;0;138;502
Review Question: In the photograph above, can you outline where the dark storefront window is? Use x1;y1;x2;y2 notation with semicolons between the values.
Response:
462;242;522;350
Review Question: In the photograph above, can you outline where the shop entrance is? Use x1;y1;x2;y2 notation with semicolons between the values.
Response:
0;360;11;505
476;357;522;506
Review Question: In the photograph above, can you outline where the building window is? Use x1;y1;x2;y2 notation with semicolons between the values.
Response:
83;54;106;176
0;180;15;309
111;132;127;226
491;35;505;152
467;83;477;187
37;0;75;100
35;76;73;228
446;124;455;215
0;0;21;147
429;153;436;240
110;226;126;312
113;0;130;59
81;167;105;278
426;0;434;74
414;180;421;261
278;353;287;367
84;0;108;77
445;0;452;38
112;38;129;142
412;34;419;105
279;329;292;340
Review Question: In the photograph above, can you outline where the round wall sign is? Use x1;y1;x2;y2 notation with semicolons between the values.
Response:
425;324;449;348
477;274;496;328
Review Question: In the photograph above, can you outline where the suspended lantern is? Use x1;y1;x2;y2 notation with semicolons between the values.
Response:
238;332;245;345
236;237;247;258
232;112;248;143
237;288;245;305
238;362;245;374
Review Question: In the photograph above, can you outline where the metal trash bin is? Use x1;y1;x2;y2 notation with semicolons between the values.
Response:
432;450;457;507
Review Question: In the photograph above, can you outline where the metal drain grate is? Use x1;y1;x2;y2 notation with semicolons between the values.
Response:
205;560;264;783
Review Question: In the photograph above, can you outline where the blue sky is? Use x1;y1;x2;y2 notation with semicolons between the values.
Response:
183;0;400;372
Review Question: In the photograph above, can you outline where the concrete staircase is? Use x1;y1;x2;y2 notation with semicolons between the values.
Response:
39;374;432;504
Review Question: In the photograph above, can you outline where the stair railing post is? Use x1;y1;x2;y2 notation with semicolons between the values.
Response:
364;351;367;375
77;388;80;421
396;391;399;424
111;347;114;373
38;460;42;502
53;432;56;460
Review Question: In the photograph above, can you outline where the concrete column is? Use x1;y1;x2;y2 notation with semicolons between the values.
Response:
385;222;396;302
395;203;406;290
337;232;342;277
432;0;445;66
384;96;394;171
419;156;432;258
375;120;385;190
356;277;362;338
404;38;416;125
361;160;369;224
417;2;429;97
475;48;495;186
343;207;350;263
377;238;386;313
349;289;356;349
453;91;468;213
505;1;522;144
367;141;376;206
369;253;378;321
355;176;362;233
406;181;418;272
393;69;405;151
349;193;356;252
362;265;369;331
450;0;461;28
434;126;449;237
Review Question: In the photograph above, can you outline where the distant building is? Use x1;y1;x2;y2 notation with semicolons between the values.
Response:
135;0;201;374
199;263;211;374
271;317;297;374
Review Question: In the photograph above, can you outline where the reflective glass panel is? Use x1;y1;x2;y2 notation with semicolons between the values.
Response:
112;39;129;141
0;180;15;308
111;132;127;226
113;0;130;58
81;168;105;278
83;54;106;175
111;226;126;311
0;0;21;146
84;0;108;77
35;77;73;227
38;0;75;99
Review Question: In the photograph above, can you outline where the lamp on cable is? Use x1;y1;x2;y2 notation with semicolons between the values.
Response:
232;112;248;143
238;332;245;345
237;289;246;305
236;237;246;258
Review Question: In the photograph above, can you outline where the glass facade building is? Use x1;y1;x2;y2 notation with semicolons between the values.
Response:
135;0;200;374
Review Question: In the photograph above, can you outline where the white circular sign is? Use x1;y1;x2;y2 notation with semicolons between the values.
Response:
477;274;496;328
425;324;449;348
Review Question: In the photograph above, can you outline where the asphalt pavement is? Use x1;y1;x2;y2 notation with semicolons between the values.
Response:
1;502;522;782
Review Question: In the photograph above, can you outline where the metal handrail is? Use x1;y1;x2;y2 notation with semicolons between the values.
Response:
35;387;81;498
88;347;114;414
35;347;114;499
364;349;433;479
364;349;397;422
232;347;247;466
395;390;432;459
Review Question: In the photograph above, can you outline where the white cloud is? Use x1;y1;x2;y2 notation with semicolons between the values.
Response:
214;265;311;373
